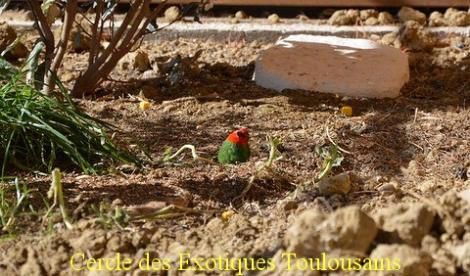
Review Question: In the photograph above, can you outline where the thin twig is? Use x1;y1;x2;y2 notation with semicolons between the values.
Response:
326;126;352;155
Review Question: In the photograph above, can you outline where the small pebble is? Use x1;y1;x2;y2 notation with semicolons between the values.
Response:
221;210;235;222
164;6;181;22
139;101;151;110
268;13;280;24
235;10;247;19
340;106;353;116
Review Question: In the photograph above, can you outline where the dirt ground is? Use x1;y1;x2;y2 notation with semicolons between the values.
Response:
0;27;470;275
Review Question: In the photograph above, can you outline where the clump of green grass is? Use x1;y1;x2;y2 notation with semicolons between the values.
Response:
0;177;34;235
0;77;140;175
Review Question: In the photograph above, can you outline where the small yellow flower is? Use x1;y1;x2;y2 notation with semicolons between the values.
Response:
340;106;353;117
139;100;151;110
221;210;235;222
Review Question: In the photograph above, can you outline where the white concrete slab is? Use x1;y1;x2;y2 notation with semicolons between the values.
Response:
254;34;410;98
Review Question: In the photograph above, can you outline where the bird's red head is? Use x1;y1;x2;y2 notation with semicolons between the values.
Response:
226;127;249;145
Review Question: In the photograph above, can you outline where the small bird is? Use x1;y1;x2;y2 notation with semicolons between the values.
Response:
217;127;251;164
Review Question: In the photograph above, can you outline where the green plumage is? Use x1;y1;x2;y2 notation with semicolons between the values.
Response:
217;140;250;164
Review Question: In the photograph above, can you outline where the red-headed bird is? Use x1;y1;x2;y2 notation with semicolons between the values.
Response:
217;127;250;164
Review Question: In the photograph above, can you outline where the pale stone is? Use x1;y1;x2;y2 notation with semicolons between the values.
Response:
398;6;427;25
164;6;180;22
318;172;352;195
235;10;247;19
285;206;377;256
444;8;470;26
360;9;378;21
254;35;409;98
378;11;395;24
429;11;447;27
267;13;280;24
328;9;358;25
373;203;435;246
458;189;470;205
370;244;431;276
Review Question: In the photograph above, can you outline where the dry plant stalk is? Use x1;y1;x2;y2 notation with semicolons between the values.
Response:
23;0;168;96
72;0;167;97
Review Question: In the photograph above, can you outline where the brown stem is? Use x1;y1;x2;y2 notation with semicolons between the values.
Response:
89;0;104;65
93;0;143;71
71;1;167;97
27;0;55;94
45;0;78;95
71;0;143;97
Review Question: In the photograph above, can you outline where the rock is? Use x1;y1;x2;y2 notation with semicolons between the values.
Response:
452;242;470;273
8;42;28;59
61;71;75;82
0;22;17;52
70;229;108;256
459;188;470;205
164;6;180;22
285;206;377;256
285;208;325;256
328;10;358;25
45;3;61;25
374;203;435;246
230;18;239;24
297;14;309;21
346;9;360;21
380;32;398;46
444;8;470;26
360;9;378;21
364;17;379;26
321;206;377;253
421;235;458;275
398;7;427;25
235;10;247;19
340;105;353;116
378;11;394;25
421;235;440;253
376;182;398;195
133;51;151;72
267;13;280;24
260;250;320;276
254;35;409;99
322;206;377;253
439;190;470;236
398;20;437;51
370;244;431;276
429;11;447;27
318;172;352;196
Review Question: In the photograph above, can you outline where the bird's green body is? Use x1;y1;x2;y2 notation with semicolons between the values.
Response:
218;140;250;164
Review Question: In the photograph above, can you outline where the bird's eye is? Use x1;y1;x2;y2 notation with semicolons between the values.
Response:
237;131;246;138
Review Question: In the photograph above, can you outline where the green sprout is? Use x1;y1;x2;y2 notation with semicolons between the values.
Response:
91;202;130;229
235;135;283;200
315;144;344;181
44;168;73;229
0;178;32;233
